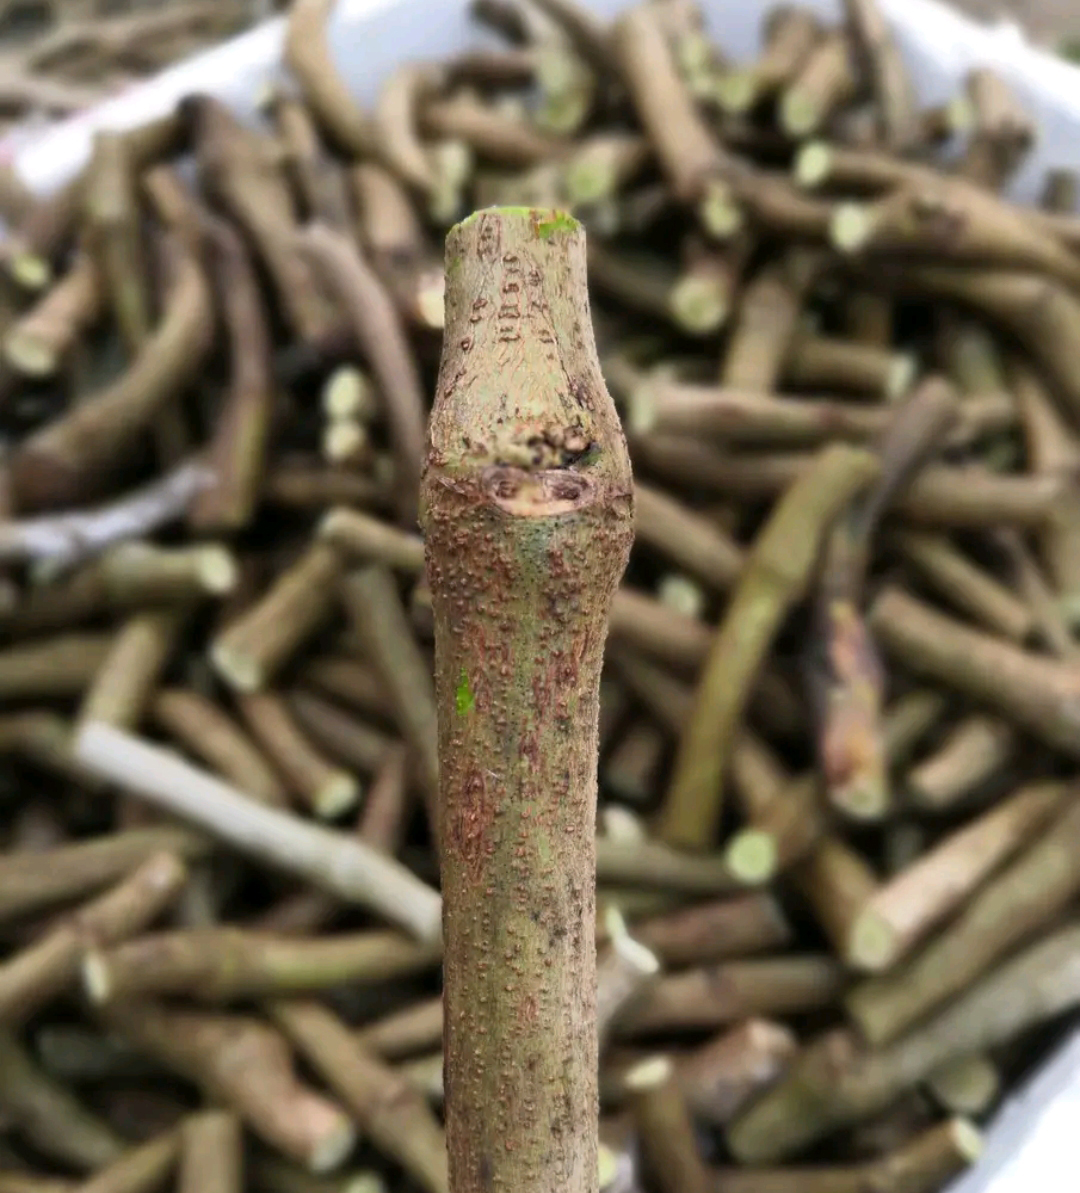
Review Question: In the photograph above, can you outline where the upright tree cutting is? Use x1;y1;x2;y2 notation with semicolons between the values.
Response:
420;207;634;1193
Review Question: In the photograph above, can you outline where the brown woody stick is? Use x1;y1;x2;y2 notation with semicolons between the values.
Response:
73;1131;181;1193
340;566;440;839
808;378;959;823
287;691;395;777
717;7;821;114
625;1057;712;1193
187;96;336;346
267;88;353;230
833;177;1080;289
655;444;878;849
676;1018;798;1127
421;208;634;1193
843;0;917;147
728;922;1080;1161
631;893;791;968
4;250;101;377
9;241;212;511
0;1029;123;1170
296;224;427;524
1013;361;1080;615
83;927;438;1004
74;721;442;942
235;691;360;819
612;2;742;224
354;996;443;1060
633;437;1064;526
188;215;275;533
896;530;1034;642
98;1001;356;1173
848;780;1068;971
0;852;187;1024
152;688;291;807
0;827;206;923
613;956;844;1036
719;252;820;391
78;608;188;732
906;714;1018;811
870;586;1080;756
211;544;343;693
779;31;858;138
178;1112;241;1193
269;999;449;1193
285;0;375;157
714;1118;982;1193
846;785;1080;1041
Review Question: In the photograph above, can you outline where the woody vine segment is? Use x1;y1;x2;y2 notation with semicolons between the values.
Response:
420;207;634;1193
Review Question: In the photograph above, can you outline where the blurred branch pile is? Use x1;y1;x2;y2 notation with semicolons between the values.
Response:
0;0;1076;1191
0;0;273;136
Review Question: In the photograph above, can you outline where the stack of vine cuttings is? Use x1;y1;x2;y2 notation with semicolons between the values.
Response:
0;0;1079;1192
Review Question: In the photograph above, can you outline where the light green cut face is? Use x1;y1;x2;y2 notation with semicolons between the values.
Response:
453;206;581;238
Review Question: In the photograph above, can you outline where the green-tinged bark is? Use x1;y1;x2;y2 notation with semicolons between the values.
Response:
655;443;879;850
74;1130;180;1193
0;1029;123;1170
83;926;438;1004
420;208;634;1193
714;1118;981;1193
0;827;207;922
0;851;187;1023
808;379;957;823
728;922;1080;1161
178;1112;242;1193
97;1001;356;1173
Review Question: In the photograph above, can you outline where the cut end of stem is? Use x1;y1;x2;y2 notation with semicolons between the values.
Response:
669;276;729;335
698;180;744;240
601;805;647;843
625;1054;673;1091
322;367;375;423
780;89;821;137
452;206;581;239
210;642;263;693
832;778;890;822
314;772;361;820
949;1118;985;1164
605;905;661;977
887;353;918;401
626;384;658;435
9;251;50;291
323;420;370;465
846;908;898;972
657;574;706;620
947;94;976;136
715;69;757;113
830;203;875;253
794;141;832;189
198;547;240;595
4;331;57;377
598;1144;621;1192
416;269;446;329
725;830;779;886
345;1177;387;1193
567;159;617;207
929;1058;1001;1116
81;950;112;1005
307;1120;358;1174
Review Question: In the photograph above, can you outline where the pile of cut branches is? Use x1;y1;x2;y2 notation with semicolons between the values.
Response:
0;1;1076;1192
